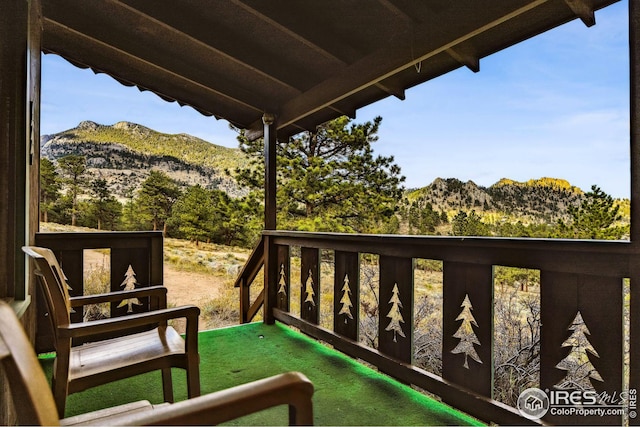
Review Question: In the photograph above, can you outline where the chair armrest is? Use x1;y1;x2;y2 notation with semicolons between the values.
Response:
69;285;168;308
58;305;199;339
108;372;314;426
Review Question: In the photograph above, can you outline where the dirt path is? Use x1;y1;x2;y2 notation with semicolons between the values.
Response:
163;268;223;307
83;249;230;330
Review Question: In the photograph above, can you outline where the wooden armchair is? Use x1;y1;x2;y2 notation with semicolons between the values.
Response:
22;246;201;417
0;300;314;425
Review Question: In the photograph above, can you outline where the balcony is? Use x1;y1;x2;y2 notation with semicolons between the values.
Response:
38;321;481;425
33;230;637;425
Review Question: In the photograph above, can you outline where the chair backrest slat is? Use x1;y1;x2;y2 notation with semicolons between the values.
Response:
23;246;72;330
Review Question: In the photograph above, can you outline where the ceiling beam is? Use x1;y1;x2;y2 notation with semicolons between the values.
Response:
376;81;406;101
43;18;263;123
44;0;285;113
233;0;406;101
230;0;349;66
274;0;553;131
564;0;596;26
446;48;480;73
114;0;311;92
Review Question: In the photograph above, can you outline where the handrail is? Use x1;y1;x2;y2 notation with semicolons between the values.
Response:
234;235;265;289
258;230;633;425
234;235;265;323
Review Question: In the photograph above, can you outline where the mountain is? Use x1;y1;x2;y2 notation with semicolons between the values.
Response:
406;177;586;223
42;121;623;226
41;121;249;199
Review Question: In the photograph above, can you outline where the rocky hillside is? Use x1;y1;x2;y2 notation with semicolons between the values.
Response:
41;121;249;199
406;177;586;223
43;121;622;226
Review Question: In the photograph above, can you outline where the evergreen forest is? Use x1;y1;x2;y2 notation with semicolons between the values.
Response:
40;117;630;246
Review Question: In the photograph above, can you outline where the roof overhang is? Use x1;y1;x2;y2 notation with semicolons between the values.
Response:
41;0;619;140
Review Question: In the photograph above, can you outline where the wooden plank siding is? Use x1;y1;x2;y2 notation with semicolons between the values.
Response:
258;230;635;425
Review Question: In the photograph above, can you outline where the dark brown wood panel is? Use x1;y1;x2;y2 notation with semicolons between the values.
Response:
300;247;320;324
540;271;623;425
442;261;493;398
334;251;359;340
34;232;164;329
378;256;413;364
276;245;290;312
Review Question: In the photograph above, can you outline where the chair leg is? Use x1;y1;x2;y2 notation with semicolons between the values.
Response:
187;364;201;398
161;368;174;403
52;372;68;417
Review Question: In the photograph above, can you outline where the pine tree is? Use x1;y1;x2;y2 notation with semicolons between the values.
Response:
86;178;122;230
117;265;142;313
451;210;489;236
135;171;182;233
451;294;482;369
303;269;316;308
168;185;215;245
233;116;405;233
555;311;603;389
57;154;87;226
338;274;353;322
557;185;627;239
385;283;406;342
40;158;62;223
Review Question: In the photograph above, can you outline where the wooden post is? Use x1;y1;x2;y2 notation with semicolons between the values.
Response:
263;113;278;324
0;1;41;423
0;0;28;301
263;113;277;231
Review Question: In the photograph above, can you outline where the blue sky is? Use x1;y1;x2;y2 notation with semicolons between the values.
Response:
41;0;630;198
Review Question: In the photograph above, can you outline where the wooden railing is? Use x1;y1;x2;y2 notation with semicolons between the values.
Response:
34;231;163;352
241;230;636;425
234;235;265;323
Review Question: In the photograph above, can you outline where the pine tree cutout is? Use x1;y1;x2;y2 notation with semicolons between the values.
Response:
338;273;353;323
451;294;482;369
303;269;316;308
385;283;406;342
117;264;142;313
277;264;287;296
555;311;603;389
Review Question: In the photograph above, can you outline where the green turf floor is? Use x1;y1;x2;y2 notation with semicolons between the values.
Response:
40;322;483;426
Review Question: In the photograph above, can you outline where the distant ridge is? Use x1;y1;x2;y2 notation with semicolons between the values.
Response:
41;121;624;225
406;177;585;223
41;121;249;199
